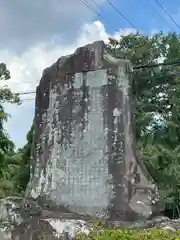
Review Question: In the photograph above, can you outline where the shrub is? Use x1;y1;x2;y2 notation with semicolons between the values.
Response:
77;223;180;240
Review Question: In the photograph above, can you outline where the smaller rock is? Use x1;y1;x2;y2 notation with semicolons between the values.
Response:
172;218;180;223
11;218;91;239
128;220;154;230
0;196;23;226
11;218;58;239
46;218;91;238
155;219;180;231
161;225;176;232
152;215;170;223
21;198;42;217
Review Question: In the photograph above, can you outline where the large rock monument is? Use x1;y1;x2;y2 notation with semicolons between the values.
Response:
27;40;161;221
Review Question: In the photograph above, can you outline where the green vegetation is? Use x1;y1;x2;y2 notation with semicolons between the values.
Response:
1;32;180;221
77;224;180;240
0;62;21;197
14;123;34;193
0;62;32;197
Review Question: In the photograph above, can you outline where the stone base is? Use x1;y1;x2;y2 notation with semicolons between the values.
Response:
0;197;179;240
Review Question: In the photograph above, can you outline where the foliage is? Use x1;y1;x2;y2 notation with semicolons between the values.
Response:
77;224;180;240
108;32;180;218
0;61;33;197
0;62;21;197
14;124;34;193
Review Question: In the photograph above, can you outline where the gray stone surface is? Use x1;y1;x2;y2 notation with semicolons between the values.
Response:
11;218;91;240
25;40;162;221
0;196;23;227
8;213;180;239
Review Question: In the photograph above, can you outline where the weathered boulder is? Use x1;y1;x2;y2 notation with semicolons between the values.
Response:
26;40;162;221
0;197;42;239
0;196;23;227
11;218;91;240
0;197;22;239
0;197;91;239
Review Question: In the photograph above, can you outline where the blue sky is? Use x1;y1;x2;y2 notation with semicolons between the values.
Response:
0;0;180;148
101;0;180;34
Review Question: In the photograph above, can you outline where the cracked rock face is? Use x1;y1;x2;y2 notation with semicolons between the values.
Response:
26;40;162;221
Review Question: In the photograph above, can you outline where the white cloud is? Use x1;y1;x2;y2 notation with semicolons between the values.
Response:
0;21;136;148
0;22;136;94
0;21;109;94
0;0;106;51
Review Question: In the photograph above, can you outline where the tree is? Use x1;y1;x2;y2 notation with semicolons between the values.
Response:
0;62;21;197
0;62;33;197
108;32;180;218
14;124;34;193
